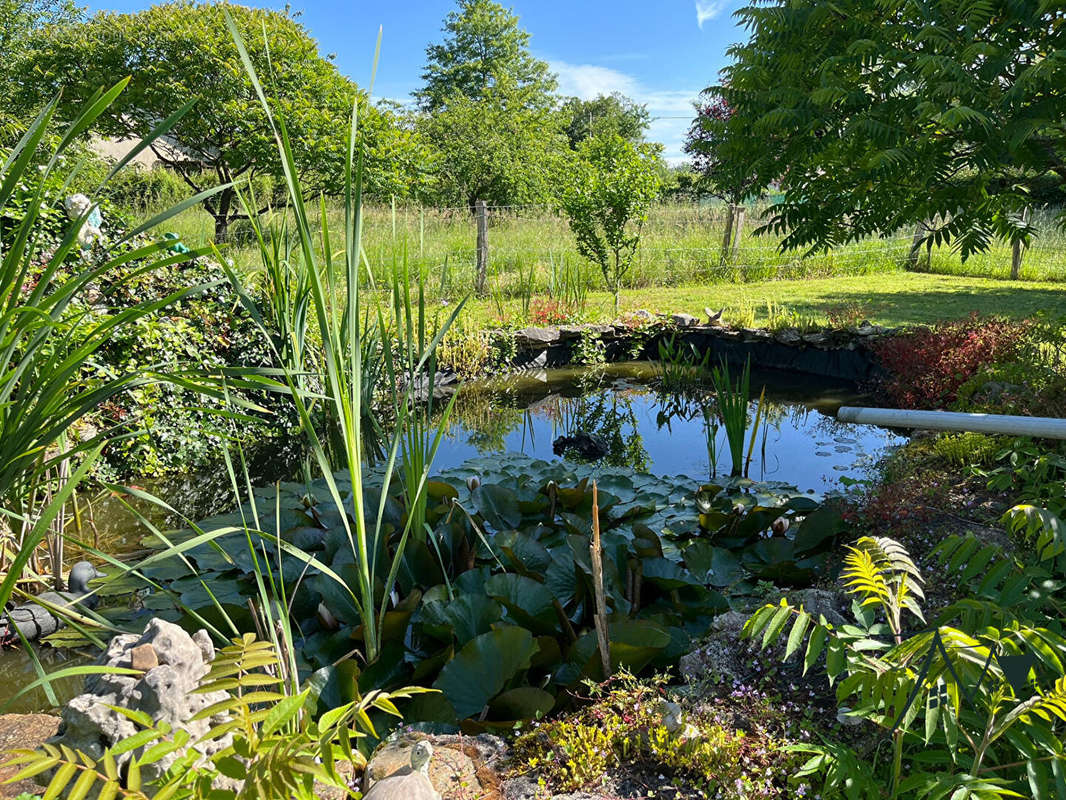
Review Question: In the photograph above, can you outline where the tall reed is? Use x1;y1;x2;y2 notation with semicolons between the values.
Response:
709;358;766;477
223;16;463;664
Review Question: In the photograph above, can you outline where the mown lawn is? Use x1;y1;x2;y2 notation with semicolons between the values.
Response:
461;271;1066;329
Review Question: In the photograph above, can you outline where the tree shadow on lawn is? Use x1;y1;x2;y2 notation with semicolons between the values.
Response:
793;284;1066;326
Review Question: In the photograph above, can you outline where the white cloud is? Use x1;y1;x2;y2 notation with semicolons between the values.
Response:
695;1;729;28
549;60;701;164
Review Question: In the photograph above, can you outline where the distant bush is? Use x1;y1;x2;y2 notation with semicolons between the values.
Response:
99;165;190;213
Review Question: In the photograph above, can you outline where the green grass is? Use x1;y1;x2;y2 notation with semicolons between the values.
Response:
146;201;1066;331
461;272;1066;329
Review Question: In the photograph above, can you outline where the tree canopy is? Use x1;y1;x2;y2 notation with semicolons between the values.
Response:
0;0;81;135
561;92;651;149
559;133;662;311
416;0;557;112
712;0;1066;256
419;84;567;208
15;2;409;238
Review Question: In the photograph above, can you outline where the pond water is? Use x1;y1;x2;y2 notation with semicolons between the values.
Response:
0;361;906;713
436;362;907;494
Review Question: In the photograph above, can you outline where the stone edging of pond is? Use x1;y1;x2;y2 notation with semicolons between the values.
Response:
498;311;896;385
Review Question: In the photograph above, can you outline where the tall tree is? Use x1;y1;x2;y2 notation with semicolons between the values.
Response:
713;0;1066;257
561;92;650;149
416;0;557;112
684;90;759;205
15;2;408;240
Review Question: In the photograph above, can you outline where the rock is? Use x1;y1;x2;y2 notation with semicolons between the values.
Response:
775;329;803;345
802;332;830;345
678;610;749;684
972;380;1023;406
49;618;235;790
365;733;507;800
671;312;699;328
855;323;887;336
0;714;61;798
515;326;561;345
129;643;159;671
552;432;609;460
788;588;848;628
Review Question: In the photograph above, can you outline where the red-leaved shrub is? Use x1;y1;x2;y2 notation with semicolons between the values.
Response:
529;298;569;326
873;314;1029;409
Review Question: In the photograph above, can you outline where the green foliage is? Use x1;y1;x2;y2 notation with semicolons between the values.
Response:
1;634;432;799
559;133;662;312
656;334;710;393
712;0;1066;257
416;0;557;112
746;534;1066;800
977;439;1066;515
560;92;651;149
572;328;606;366
0;0;81;137
418;84;568;208
709;358;765;478
930;433;1002;469
132;453;844;725
14;2;411;238
0;78;238;593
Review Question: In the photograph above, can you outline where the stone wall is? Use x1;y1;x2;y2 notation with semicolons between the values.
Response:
504;313;893;385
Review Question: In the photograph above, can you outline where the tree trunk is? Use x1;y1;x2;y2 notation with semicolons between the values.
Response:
1010;207;1030;280
906;222;926;269
213;186;235;243
731;205;746;261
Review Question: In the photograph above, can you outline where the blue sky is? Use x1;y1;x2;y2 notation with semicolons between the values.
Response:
84;0;749;162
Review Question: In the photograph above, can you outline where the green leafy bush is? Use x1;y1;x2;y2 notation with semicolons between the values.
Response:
745;533;1066;800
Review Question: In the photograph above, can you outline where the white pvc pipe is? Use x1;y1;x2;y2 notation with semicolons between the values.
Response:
837;407;1066;440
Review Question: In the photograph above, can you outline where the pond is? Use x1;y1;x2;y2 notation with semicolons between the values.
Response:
438;361;906;494
0;361;906;714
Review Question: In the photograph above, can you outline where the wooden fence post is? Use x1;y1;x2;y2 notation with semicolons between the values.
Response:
719;203;735;265
731;204;746;261
906;223;926;269
475;199;489;297
1011;207;1030;280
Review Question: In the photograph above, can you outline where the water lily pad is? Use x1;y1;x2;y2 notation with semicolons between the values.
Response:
433;625;539;719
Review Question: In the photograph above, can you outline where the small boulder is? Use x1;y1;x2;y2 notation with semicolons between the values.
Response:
48;618;234;789
516;327;561;346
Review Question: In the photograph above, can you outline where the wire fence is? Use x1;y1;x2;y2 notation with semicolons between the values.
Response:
352;201;1066;301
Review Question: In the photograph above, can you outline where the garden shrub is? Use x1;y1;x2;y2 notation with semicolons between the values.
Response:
5;161;293;480
873;313;1029;409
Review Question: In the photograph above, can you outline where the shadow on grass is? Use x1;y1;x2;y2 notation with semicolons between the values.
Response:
774;283;1066;326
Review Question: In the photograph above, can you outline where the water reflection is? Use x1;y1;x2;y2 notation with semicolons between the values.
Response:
436;363;906;493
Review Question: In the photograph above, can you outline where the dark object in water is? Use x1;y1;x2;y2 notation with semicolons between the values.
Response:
553;432;609;461
0;561;105;644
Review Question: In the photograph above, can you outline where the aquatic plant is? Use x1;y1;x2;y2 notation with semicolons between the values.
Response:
656;334;709;393
709;358;766;477
217;17;463;664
